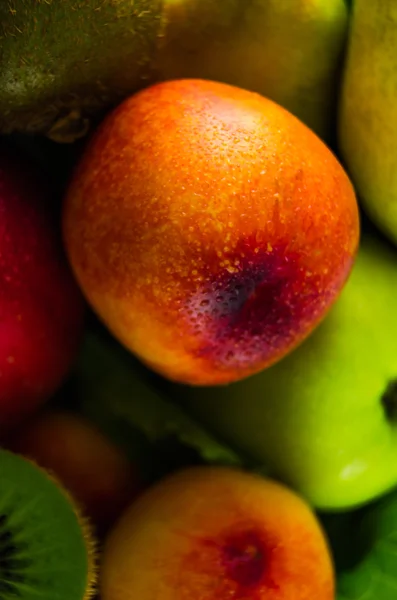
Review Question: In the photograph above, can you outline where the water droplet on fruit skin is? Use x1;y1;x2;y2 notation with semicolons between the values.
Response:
180;235;324;371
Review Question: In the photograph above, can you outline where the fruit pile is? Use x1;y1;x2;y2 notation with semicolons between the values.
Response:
1;1;396;599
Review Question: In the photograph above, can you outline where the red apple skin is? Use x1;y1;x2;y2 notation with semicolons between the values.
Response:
0;148;85;431
6;409;143;533
101;466;335;600
63;79;359;386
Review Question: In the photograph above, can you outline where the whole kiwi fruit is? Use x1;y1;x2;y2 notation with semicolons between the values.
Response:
0;0;164;142
0;448;96;600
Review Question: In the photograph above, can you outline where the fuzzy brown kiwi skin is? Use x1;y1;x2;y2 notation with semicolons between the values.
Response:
0;0;166;142
48;471;99;600
29;457;99;600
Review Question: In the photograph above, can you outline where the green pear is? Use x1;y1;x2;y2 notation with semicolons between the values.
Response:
339;1;397;244
0;0;164;142
158;0;349;140
170;232;397;511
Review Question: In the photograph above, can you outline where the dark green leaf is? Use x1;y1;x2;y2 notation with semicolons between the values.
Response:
71;330;243;483
329;486;397;600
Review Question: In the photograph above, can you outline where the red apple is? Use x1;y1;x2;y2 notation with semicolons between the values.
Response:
0;147;85;431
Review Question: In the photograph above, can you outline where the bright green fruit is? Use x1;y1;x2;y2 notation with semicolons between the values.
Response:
0;0;163;142
158;0;348;139
175;233;397;510
339;1;397;244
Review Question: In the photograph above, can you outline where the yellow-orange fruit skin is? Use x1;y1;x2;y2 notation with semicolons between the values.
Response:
101;466;334;600
63;79;359;385
6;410;142;533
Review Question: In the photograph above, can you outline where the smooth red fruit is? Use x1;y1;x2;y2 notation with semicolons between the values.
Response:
6;409;142;533
101;466;335;600
0;148;85;430
63;79;359;386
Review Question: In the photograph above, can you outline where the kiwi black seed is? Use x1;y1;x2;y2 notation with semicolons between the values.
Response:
0;448;97;600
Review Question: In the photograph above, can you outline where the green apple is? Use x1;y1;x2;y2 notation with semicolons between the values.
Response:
158;0;348;140
171;232;397;510
339;0;397;244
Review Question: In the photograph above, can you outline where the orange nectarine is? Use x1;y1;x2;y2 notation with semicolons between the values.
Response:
101;466;334;600
63;79;359;385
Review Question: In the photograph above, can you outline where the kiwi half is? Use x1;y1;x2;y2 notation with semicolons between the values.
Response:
0;448;96;600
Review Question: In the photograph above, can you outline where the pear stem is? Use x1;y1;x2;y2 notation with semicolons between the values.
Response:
382;380;397;420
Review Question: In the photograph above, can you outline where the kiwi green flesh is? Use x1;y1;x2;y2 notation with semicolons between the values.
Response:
0;449;92;600
0;0;165;140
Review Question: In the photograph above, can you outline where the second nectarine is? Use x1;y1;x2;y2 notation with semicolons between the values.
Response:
101;466;335;600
